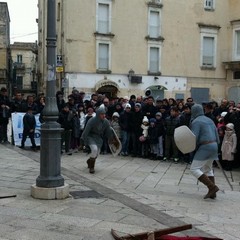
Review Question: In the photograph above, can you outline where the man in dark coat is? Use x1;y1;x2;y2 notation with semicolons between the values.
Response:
19;107;37;150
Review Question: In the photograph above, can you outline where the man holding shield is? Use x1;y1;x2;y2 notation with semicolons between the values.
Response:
190;104;220;199
81;104;121;174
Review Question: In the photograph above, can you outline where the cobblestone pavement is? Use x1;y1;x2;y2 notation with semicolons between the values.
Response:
0;144;240;240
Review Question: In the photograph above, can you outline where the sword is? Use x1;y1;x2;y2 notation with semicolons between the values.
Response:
215;160;233;191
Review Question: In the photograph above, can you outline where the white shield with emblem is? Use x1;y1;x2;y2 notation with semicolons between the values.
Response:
174;126;196;154
108;127;122;157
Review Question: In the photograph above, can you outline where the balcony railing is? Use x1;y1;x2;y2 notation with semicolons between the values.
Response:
14;62;26;70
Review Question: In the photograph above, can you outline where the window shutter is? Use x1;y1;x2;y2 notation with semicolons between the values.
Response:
99;44;109;69
203;37;214;66
149;11;159;38
98;3;109;33
150;47;159;73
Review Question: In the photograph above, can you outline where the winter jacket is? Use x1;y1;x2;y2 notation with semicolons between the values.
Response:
164;115;180;136
148;126;159;144
81;106;113;148
191;104;219;161
221;130;237;161
23;112;36;132
119;110;132;132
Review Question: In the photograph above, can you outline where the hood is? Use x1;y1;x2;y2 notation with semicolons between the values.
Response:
191;104;204;120
95;104;106;118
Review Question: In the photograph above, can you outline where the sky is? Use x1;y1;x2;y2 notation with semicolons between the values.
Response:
5;0;38;43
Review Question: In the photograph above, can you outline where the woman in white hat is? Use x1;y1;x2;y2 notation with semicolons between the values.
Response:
221;123;237;171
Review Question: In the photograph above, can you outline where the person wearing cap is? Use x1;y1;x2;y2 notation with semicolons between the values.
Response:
221;123;237;171
119;103;132;156
190;104;220;199
19;106;37;150
110;112;121;141
81;104;115;173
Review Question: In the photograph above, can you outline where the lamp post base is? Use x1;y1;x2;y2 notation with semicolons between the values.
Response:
31;183;69;200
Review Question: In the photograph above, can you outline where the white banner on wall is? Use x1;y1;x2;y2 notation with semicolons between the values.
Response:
11;113;41;146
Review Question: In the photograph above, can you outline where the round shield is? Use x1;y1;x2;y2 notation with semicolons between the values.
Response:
174;126;196;154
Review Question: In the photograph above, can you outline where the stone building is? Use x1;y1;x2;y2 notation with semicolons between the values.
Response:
0;2;10;90
10;42;38;97
37;0;240;103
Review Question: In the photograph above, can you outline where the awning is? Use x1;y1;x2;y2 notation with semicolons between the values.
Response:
95;79;120;91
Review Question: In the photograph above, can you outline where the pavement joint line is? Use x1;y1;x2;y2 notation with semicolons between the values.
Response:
4;144;217;238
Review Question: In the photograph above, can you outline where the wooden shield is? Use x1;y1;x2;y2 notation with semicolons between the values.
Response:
174;126;196;154
108;127;122;157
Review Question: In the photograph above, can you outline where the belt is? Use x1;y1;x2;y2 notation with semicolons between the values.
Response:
200;141;216;145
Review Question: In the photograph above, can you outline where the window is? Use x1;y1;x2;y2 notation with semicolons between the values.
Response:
233;29;240;60
149;47;160;73
97;43;110;70
233;71;240;80
17;55;22;63
204;0;215;10
149;10;160;38
202;36;214;67
16;76;23;89
97;2;110;34
200;27;218;68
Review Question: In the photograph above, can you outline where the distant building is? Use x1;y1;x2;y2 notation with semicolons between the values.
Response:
37;0;240;103
0;2;10;90
10;42;38;97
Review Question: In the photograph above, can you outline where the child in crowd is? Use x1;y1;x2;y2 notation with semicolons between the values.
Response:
221;123;237;171
19;106;37;151
140;116;149;158
148;118;158;160
110;112;121;140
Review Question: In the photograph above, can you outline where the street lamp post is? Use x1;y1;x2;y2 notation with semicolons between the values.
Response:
31;0;69;199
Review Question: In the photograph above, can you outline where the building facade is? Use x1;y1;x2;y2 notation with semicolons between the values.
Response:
0;2;10;90
38;0;240;103
10;42;38;97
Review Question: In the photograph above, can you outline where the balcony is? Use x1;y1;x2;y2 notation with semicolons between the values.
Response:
14;62;26;70
223;61;240;70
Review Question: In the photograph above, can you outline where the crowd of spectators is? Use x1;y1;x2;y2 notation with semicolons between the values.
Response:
1;86;239;170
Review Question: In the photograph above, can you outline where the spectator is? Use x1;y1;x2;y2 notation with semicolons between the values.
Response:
148;118;159;160
119;103;132;156
19;106;37;151
163;106;180;163
221;123;237;171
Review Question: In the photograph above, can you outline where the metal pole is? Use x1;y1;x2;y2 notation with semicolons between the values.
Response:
36;0;64;188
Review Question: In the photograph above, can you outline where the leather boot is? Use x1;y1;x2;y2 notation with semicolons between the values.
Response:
86;157;96;174
208;176;217;199
198;174;219;199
